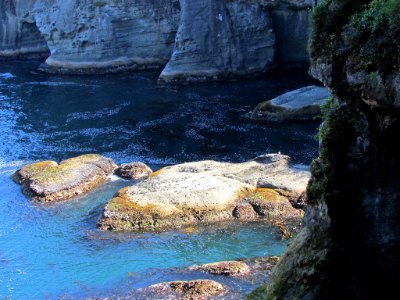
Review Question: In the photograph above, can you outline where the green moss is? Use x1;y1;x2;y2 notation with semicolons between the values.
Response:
315;96;339;141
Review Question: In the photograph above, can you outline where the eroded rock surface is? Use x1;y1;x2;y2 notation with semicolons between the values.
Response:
159;0;275;83
13;154;117;202
98;154;308;231
115;162;152;180
33;0;180;74
190;261;251;277
0;0;49;60
140;279;227;300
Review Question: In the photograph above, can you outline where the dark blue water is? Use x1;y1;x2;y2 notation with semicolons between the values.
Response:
0;61;319;299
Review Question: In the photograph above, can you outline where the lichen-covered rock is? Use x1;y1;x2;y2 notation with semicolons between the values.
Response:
32;0;180;74
0;0;49;60
246;85;331;121
246;188;303;224
13;154;117;202
115;162;152;180
140;280;227;300
190;261;251;277
158;0;275;83
98;154;308;231
98;172;252;231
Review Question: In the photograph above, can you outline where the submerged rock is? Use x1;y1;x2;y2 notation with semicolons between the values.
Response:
190;261;251;277
140;279;227;299
98;154;308;231
13;154;117;202
246;85;331;121
115;162;152;180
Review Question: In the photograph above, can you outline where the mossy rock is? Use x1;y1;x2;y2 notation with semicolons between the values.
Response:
14;154;117;202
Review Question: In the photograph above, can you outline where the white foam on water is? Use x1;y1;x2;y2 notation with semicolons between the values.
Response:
0;72;15;79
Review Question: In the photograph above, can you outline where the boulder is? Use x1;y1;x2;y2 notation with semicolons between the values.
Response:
189;261;251;276
140;279;227;300
246;85;331;121
98;154;309;231
13;154;117;202
115;162;152;180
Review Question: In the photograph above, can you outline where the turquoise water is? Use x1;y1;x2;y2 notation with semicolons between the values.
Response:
0;62;319;299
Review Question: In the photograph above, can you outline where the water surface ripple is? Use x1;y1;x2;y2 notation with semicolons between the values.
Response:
0;62;319;298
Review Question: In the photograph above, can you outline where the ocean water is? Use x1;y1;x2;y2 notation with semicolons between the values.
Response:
0;61;319;299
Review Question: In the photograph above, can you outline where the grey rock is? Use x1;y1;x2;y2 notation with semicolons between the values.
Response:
33;0;180;74
0;0;49;60
158;0;275;83
266;0;312;68
246;85;331;121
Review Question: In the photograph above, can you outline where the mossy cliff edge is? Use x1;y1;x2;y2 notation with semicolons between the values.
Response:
249;1;400;299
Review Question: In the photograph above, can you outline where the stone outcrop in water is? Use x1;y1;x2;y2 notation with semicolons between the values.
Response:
245;85;331;121
98;154;308;231
249;1;400;299
189;261;251;277
158;0;275;83
0;0;49;60
1;0;313;78
140;279;227;299
115;162;152;180
13;154;117;202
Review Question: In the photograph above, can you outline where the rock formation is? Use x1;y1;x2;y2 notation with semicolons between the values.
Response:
0;0;49;59
13;154;117;202
33;0;180;74
1;0;313;79
158;0;275;82
139;279;227;299
246;85;331;121
249;1;400;299
98;154;308;231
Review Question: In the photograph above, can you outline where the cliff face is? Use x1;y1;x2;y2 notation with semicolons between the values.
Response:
0;0;49;59
250;0;400;299
33;0;180;74
1;0;312;78
158;0;275;82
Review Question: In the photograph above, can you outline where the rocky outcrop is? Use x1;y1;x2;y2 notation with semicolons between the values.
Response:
189;261;251;277
32;0;180;74
140;280;227;299
115;162;152;180
265;0;314;68
1;0;313;78
245;85;331;121
0;0;49;60
158;0;275;83
98;154;308;231
251;1;400;299
13;154;117;202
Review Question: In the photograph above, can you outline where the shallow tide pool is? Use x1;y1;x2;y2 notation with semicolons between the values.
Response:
0;62;319;298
